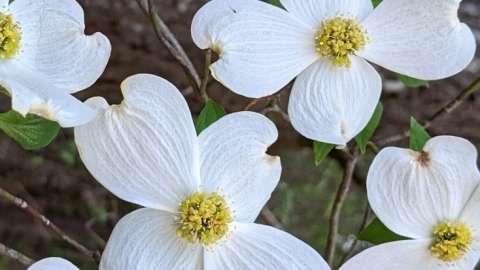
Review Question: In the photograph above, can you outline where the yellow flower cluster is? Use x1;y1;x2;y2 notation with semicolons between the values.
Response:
430;222;473;262
315;17;367;68
0;13;21;59
176;192;232;245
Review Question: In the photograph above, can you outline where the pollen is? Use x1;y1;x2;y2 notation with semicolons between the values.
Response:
430;222;473;262
0;13;21;60
176;192;232;246
314;17;367;68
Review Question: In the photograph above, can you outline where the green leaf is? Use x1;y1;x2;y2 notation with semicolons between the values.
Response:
0;111;60;150
409;117;431;151
358;218;407;245
265;0;282;7
355;103;383;154
397;74;429;88
371;0;383;7
313;141;335;166
195;100;226;134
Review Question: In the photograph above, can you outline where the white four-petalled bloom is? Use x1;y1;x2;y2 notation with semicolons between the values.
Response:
0;0;111;127
74;74;330;270
28;257;78;270
340;136;480;269
192;0;476;145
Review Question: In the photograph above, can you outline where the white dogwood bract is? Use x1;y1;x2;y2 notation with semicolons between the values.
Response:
0;0;111;127
340;136;480;269
27;257;78;270
74;74;330;270
191;0;476;145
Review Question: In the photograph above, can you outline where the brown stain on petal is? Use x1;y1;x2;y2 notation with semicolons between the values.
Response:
417;151;431;167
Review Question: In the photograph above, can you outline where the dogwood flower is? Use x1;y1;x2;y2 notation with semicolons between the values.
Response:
340;136;480;269
192;0;476;145
74;74;330;270
0;0;111;127
28;257;78;270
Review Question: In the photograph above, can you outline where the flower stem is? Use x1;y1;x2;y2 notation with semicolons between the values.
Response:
199;49;212;103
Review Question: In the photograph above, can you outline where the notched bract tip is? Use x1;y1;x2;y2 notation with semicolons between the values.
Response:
414;150;431;167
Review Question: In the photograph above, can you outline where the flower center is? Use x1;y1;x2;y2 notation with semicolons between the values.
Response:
430;222;473;262
176;192;232;245
314;17;367;68
0;13;21;60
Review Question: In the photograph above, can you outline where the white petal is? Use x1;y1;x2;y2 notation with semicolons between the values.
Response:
288;57;381;145
460;184;480;232
199;112;281;223
280;0;373;27
11;0;111;92
100;208;202;270
74;74;200;212
338;240;461;270
0;0;8;12
191;0;261;49
360;0;476;80
367;136;480;239
28;257;78;270
193;0;318;98
205;222;329;270
0;64;95;127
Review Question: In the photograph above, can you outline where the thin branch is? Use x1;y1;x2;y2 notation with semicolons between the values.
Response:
262;104;290;123
325;152;359;267
244;96;273;111
423;77;480;129
85;219;107;249
199;49;212;103
0;187;101;263
136;0;202;97
338;202;371;266
377;77;480;146
261;207;283;230
0;242;34;267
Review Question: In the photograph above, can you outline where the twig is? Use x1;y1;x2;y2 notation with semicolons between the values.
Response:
261;207;283;229
0;242;34;267
377;77;480;146
338;202;371;266
366;141;379;154
85;219;107;249
199;49;212;103
262;104;290;123
423;77;480;129
135;0;202;97
0;187;101;263
325;151;359;267
244;96;273;111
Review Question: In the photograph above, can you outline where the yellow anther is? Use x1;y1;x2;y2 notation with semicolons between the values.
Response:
430;222;472;262
176;192;232;245
314;17;367;68
0;13;21;59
